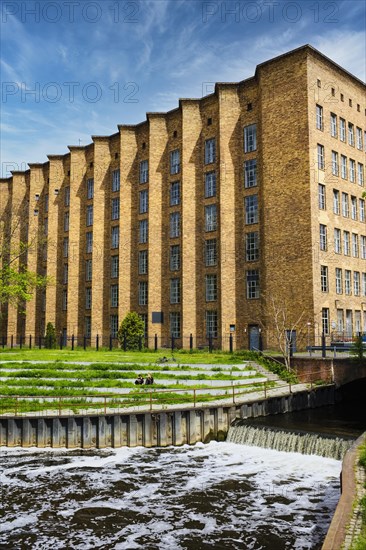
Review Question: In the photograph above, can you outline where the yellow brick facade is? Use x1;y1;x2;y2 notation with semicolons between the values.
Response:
0;45;365;350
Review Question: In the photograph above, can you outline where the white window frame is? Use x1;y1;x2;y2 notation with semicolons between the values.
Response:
139;160;148;184
170;312;181;338
321;265;328;292
86;231;93;254
333;190;340;214
322;308;330;335
345;270;351;295
319;224;327;251
335;268;342;294
360;199;365;222
354;272;360;296
111;226;119;249
244;159;257;188
170;149;180;174
245;195;258;225
341;193;349;217
86;204;93;226
206;310;218;338
348;123;355;146
339;118;346;142
244;124;257;153
139;219;148;244
356;127;363;150
110;315;119;338
110;284;119;308
85;287;92;310
334;228;341;254
341;155;347;179
87;178;94;200
170;245;180;271
330;113;337;137
170;278;181;304
205;239;217;267
85;259;92;282
138;281;148;306
138;250;148;275
205;205;217;232
361;236;366;259
358;163;364;186
111;197;120;220
318;184;325;209
170;212;180;237
331;151;339;176
112;169;120;192
350;196;357;220
170;181;180;206
205;138;216;164
349;159;355;183
205;274;217;302
316;104;323;130
205;171;217;197
111;256;119;278
139;190;148;214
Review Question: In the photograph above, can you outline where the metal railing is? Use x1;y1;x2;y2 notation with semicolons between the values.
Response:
0;371;334;417
0;333;239;352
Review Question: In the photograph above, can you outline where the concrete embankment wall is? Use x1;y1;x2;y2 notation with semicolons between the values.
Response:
322;433;366;550
0;386;335;448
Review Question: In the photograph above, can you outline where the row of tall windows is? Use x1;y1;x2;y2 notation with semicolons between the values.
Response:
317;144;364;184
323;225;366;258
332;190;365;221
136;125;257;186
316;106;365;151
321;266;363;296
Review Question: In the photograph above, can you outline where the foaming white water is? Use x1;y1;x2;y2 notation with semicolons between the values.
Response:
1;442;341;549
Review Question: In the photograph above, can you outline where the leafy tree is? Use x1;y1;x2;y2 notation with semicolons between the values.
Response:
0;266;47;308
0;200;48;329
45;322;57;349
117;312;144;350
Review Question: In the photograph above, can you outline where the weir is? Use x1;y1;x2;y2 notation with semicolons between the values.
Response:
0;385;336;448
227;423;354;460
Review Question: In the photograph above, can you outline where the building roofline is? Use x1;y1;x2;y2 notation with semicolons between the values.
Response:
6;45;364;174
47;154;67;161
254;44;365;88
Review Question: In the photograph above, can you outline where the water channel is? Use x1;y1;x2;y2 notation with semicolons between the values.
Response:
1;399;364;550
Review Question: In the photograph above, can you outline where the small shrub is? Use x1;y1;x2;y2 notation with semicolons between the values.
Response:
351;335;365;363
44;322;57;349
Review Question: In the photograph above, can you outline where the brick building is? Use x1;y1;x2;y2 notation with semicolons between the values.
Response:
1;45;365;350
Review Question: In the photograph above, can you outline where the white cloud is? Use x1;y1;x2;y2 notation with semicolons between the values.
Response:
312;30;366;82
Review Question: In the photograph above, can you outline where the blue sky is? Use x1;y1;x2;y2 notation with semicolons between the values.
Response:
1;0;365;177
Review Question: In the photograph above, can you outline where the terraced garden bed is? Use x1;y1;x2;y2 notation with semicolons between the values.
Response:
0;360;276;415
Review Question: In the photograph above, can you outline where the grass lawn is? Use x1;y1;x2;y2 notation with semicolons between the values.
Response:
0;348;301;415
0;347;251;364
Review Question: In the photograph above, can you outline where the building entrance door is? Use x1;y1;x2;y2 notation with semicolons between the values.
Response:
249;325;260;350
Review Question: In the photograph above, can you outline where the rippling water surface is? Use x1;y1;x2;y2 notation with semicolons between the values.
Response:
0;442;340;549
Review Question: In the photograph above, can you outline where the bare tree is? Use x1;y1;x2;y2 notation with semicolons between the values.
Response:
257;294;307;370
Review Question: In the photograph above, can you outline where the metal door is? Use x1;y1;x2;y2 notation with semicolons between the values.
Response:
249;325;260;350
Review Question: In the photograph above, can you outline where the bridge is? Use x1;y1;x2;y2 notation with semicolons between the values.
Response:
292;357;366;388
